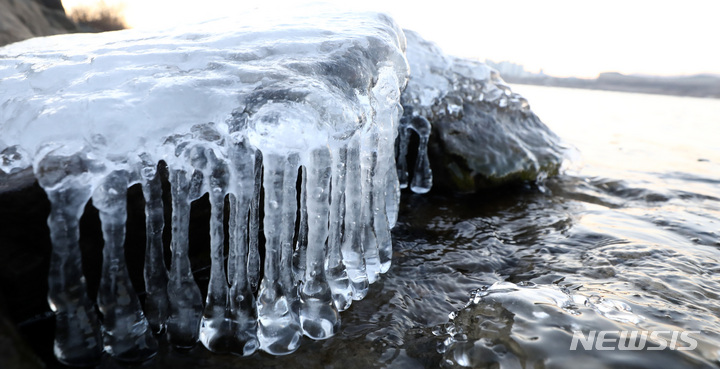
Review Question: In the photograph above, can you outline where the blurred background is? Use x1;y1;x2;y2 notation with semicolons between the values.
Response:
3;0;719;97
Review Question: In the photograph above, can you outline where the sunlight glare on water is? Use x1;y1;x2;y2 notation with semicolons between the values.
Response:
511;85;720;181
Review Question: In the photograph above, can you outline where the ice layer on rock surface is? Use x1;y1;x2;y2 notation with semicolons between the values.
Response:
0;8;408;363
399;30;570;192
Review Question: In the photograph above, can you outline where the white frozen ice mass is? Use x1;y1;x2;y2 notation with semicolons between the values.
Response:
0;7;558;366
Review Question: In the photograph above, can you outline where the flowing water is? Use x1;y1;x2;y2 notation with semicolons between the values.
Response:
8;86;720;368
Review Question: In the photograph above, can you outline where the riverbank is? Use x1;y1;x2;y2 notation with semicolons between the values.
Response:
504;72;720;99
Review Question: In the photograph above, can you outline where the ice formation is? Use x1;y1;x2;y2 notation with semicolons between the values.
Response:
0;10;408;364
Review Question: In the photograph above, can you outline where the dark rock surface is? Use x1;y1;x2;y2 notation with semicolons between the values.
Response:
427;104;565;192
0;0;78;46
0;294;45;369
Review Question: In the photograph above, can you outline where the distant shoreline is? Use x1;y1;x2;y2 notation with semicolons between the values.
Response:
502;73;720;99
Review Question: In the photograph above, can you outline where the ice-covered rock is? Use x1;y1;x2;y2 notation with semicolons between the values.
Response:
0;9;407;364
0;6;572;366
399;30;569;192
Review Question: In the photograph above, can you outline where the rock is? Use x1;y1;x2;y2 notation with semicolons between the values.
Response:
428;102;566;192
0;302;45;369
0;0;78;46
0;180;50;369
402;30;569;192
40;0;64;12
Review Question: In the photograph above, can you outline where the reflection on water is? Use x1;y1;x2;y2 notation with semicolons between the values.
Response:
14;86;719;368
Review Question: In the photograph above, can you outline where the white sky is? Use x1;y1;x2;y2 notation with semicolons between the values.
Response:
61;0;720;78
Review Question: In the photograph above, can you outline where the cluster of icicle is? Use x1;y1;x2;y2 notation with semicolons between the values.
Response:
37;73;405;364
0;11;426;366
0;8;445;365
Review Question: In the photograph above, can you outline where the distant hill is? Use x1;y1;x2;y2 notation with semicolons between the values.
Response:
503;72;720;99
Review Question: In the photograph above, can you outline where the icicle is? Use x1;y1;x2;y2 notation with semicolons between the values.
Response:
199;148;236;353
280;154;301;305
139;155;169;335
341;136;370;300
38;152;103;366
385;166;401;229
227;193;239;286
93;170;158;362
326;145;352;311
247;151;263;292
396;117;411;189
226;140;259;356
371;67;403;230
373;151;394;274
226;193;260;356
256;154;302;355
370;100;398;273
166;168;204;348
299;148;340;339
409;116;433;194
373;164;393;274
360;133;381;284
293;166;308;285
